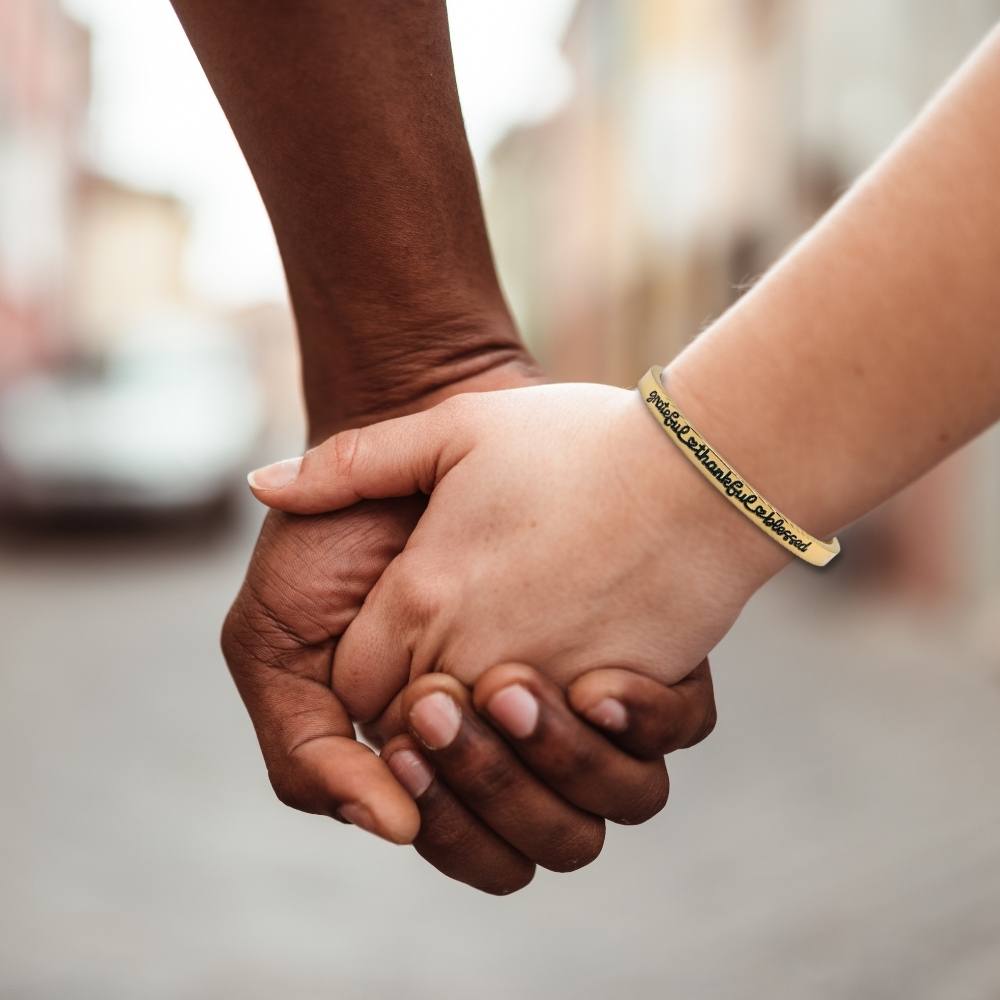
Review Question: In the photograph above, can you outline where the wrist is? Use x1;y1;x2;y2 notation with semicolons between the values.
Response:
304;323;544;444
664;294;862;544
627;374;793;595
662;313;851;563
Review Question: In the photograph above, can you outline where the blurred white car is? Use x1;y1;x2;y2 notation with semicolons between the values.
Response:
0;313;264;515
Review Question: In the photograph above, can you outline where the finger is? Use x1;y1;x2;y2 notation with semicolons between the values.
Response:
329;557;415;722
331;514;466;722
359;687;407;749
402;675;606;872
381;735;535;895
567;658;718;760
222;594;420;845
472;664;669;825
246;395;477;514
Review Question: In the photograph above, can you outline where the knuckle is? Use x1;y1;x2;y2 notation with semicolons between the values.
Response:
219;594;259;674
328;426;362;481
407;582;445;622
690;702;718;747
420;805;481;855
462;751;520;806
219;602;242;667
218;581;306;677
268;770;311;814
629;711;676;759
432;391;481;437
389;553;420;592
540;734;601;784
392;557;451;624
437;391;471;419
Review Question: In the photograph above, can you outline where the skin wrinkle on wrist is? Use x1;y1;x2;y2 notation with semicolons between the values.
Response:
305;345;543;443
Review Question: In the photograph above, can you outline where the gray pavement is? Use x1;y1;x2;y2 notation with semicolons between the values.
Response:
2;497;999;999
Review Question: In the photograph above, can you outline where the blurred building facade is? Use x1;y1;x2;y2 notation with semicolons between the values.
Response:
486;0;1000;601
0;0;89;380
489;0;802;386
69;175;190;355
487;0;1000;382
0;1;302;445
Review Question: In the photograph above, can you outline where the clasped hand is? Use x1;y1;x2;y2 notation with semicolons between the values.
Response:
238;383;772;891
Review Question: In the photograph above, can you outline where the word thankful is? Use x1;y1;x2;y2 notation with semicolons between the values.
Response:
645;389;812;554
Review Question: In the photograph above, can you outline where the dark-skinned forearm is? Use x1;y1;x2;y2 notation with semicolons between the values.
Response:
169;0;535;440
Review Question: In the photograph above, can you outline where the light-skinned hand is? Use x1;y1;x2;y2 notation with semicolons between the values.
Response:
249;383;785;721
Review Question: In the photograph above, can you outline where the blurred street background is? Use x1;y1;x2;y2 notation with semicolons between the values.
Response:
2;1;1000;997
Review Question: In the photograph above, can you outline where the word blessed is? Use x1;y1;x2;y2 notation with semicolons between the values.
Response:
645;389;812;553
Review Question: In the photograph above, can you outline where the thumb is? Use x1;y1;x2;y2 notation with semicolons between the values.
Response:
248;399;473;515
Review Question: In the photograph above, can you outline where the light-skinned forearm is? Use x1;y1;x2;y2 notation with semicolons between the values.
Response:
668;27;1000;574
169;0;536;441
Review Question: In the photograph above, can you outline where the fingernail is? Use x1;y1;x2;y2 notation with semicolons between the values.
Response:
336;802;377;835
487;684;539;739
585;697;628;733
386;749;434;799
409;691;462;750
247;456;302;490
